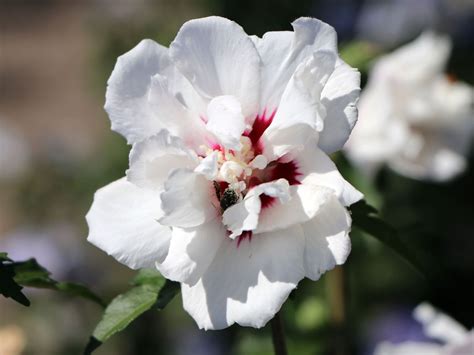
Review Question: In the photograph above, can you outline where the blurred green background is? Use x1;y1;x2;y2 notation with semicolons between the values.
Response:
0;0;473;354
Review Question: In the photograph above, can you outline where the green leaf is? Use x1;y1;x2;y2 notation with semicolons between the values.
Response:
0;255;104;307
0;252;12;262
55;282;106;307
84;270;180;354
11;258;105;307
0;253;30;307
131;268;167;288
339;41;381;73
91;284;159;342
155;279;180;310
350;200;427;278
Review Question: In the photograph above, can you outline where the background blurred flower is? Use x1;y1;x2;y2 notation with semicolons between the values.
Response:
87;16;362;330
0;325;26;355
345;32;473;182
374;303;474;355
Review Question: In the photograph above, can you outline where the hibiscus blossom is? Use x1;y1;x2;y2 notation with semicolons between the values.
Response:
86;16;362;330
375;303;474;355
345;32;473;182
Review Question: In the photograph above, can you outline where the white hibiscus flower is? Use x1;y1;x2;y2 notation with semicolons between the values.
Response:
86;16;362;330
345;32;473;182
375;303;474;355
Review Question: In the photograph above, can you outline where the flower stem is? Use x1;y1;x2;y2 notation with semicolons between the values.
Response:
271;312;288;355
327;266;348;355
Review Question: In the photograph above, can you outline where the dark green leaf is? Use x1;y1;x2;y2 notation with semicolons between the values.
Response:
9;258;104;307
84;270;179;354
0;252;12;262
55;282;106;307
131;268;166;288
131;269;180;310
91;284;159;342
0;254;30;306
155;279;180;310
350;200;427;278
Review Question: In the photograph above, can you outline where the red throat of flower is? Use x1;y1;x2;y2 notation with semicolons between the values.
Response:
214;109;300;246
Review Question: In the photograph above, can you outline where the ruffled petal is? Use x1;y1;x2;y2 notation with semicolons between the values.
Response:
105;40;171;144
127;130;199;190
319;59;361;153
181;225;305;329
255;184;333;234
206;96;247;151
159;169;218;228
301;196;351;280
296;139;363;206
170;16;261;118
262;50;337;159
156;218;225;286
147;74;208;149
222;179;290;238
253;17;338;113
194;151;219;180
86;178;171;269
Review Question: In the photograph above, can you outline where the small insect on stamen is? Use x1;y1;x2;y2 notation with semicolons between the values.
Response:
220;188;239;211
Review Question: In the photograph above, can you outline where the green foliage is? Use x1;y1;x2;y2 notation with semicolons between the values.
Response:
84;269;180;354
0;253;104;307
294;297;328;332
350;200;427;278
13;258;105;306
339;41;381;73
0;253;30;306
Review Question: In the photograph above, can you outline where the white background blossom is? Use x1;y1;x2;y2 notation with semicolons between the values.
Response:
345;32;473;182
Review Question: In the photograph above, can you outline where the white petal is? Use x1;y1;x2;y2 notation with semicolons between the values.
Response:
249;155;268;169
194;151;219;180
105;40;171;144
255;184;333;234
161;65;209;119
148;74;208;149
262;50;336;159
181;225;305;329
86;178;171;269
156;218;225;286
319;60;361;153
296;140;363;206
170;16;260;118
344;84;407;167
254;17;338;112
389;144;467;182
374;341;443;355
372;32;451;85
159;169;218;228
127;130;199;190
414;303;468;345
206;96;246;151
301;196;352;281
222;194;260;239
223;179;290;238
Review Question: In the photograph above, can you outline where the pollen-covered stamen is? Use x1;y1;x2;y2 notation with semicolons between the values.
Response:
200;136;268;199
200;115;303;222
